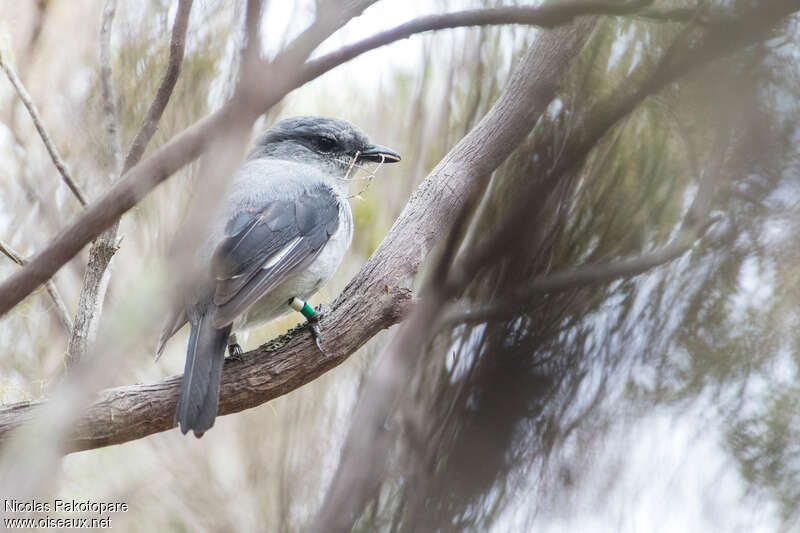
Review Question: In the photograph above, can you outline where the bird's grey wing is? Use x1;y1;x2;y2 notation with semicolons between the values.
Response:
210;185;340;328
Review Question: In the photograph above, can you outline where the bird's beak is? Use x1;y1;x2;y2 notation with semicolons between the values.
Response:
357;144;401;163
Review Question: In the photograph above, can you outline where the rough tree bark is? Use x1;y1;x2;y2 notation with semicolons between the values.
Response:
310;20;596;532
0;14;594;452
0;0;797;455
66;0;195;368
0;1;663;318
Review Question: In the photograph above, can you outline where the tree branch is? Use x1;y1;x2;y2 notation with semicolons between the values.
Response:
636;6;697;23
98;0;123;179
438;218;720;329
123;0;194;172
67;0;195;369
310;21;597;531
66;0;126;368
0;5;594;451
299;1;653;85
0;1;663;319
0;50;88;206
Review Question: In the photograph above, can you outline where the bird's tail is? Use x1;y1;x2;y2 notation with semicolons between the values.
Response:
175;313;231;437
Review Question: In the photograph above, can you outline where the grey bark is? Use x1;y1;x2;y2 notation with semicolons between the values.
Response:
310;20;596;532
67;0;194;368
0;2;660;318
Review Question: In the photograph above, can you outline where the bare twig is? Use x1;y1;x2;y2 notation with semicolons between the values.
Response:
99;0;123;178
66;0;125;369
299;1;654;84
123;0;194;171
0;240;72;333
636;6;698;23
0;0;671;318
67;0;196;369
240;0;264;82
439;219;720;329
0;51;88;206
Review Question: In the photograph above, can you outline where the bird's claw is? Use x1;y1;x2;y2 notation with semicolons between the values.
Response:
308;321;324;353
227;343;245;362
307;304;326;354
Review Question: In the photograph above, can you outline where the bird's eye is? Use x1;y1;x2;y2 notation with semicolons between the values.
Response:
316;136;337;153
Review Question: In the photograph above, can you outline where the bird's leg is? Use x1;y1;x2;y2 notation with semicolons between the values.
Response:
227;332;245;361
289;297;325;353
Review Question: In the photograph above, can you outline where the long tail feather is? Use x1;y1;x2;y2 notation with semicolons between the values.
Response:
175;312;231;437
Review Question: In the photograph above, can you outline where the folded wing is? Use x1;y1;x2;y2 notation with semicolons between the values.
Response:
211;185;340;328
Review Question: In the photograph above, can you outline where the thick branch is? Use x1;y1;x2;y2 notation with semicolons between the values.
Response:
0;51;88;206
0;6;592;450
0;1;655;319
0;290;413;452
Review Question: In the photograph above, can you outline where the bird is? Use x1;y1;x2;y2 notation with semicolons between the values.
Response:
156;116;401;437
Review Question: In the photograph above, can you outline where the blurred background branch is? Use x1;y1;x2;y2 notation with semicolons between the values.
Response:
0;240;72;333
65;0;126;369
0;0;800;531
0;50;88;207
0;0;670;318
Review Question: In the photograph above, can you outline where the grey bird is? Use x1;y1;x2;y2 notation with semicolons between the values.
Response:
156;116;401;437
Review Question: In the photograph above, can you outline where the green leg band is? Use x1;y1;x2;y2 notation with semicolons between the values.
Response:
300;302;315;319
289;297;316;319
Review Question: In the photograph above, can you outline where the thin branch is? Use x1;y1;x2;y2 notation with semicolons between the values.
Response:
66;0;126;369
636;6;697;23
123;0;194;171
67;0;195;368
99;0;123;179
0;240;25;266
0;51;88;207
299;1;653;84
0;240;72;333
439;219;719;329
445;7;735;288
241;0;263;79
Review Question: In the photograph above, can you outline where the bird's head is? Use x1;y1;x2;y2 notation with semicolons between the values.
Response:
249;116;401;178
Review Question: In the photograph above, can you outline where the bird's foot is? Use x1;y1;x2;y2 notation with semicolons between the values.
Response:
308;319;324;353
227;343;245;362
289;298;327;354
307;305;327;354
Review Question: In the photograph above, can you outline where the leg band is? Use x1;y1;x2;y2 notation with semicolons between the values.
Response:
289;297;316;319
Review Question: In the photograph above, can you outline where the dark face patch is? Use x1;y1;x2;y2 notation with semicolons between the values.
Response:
251;116;372;164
